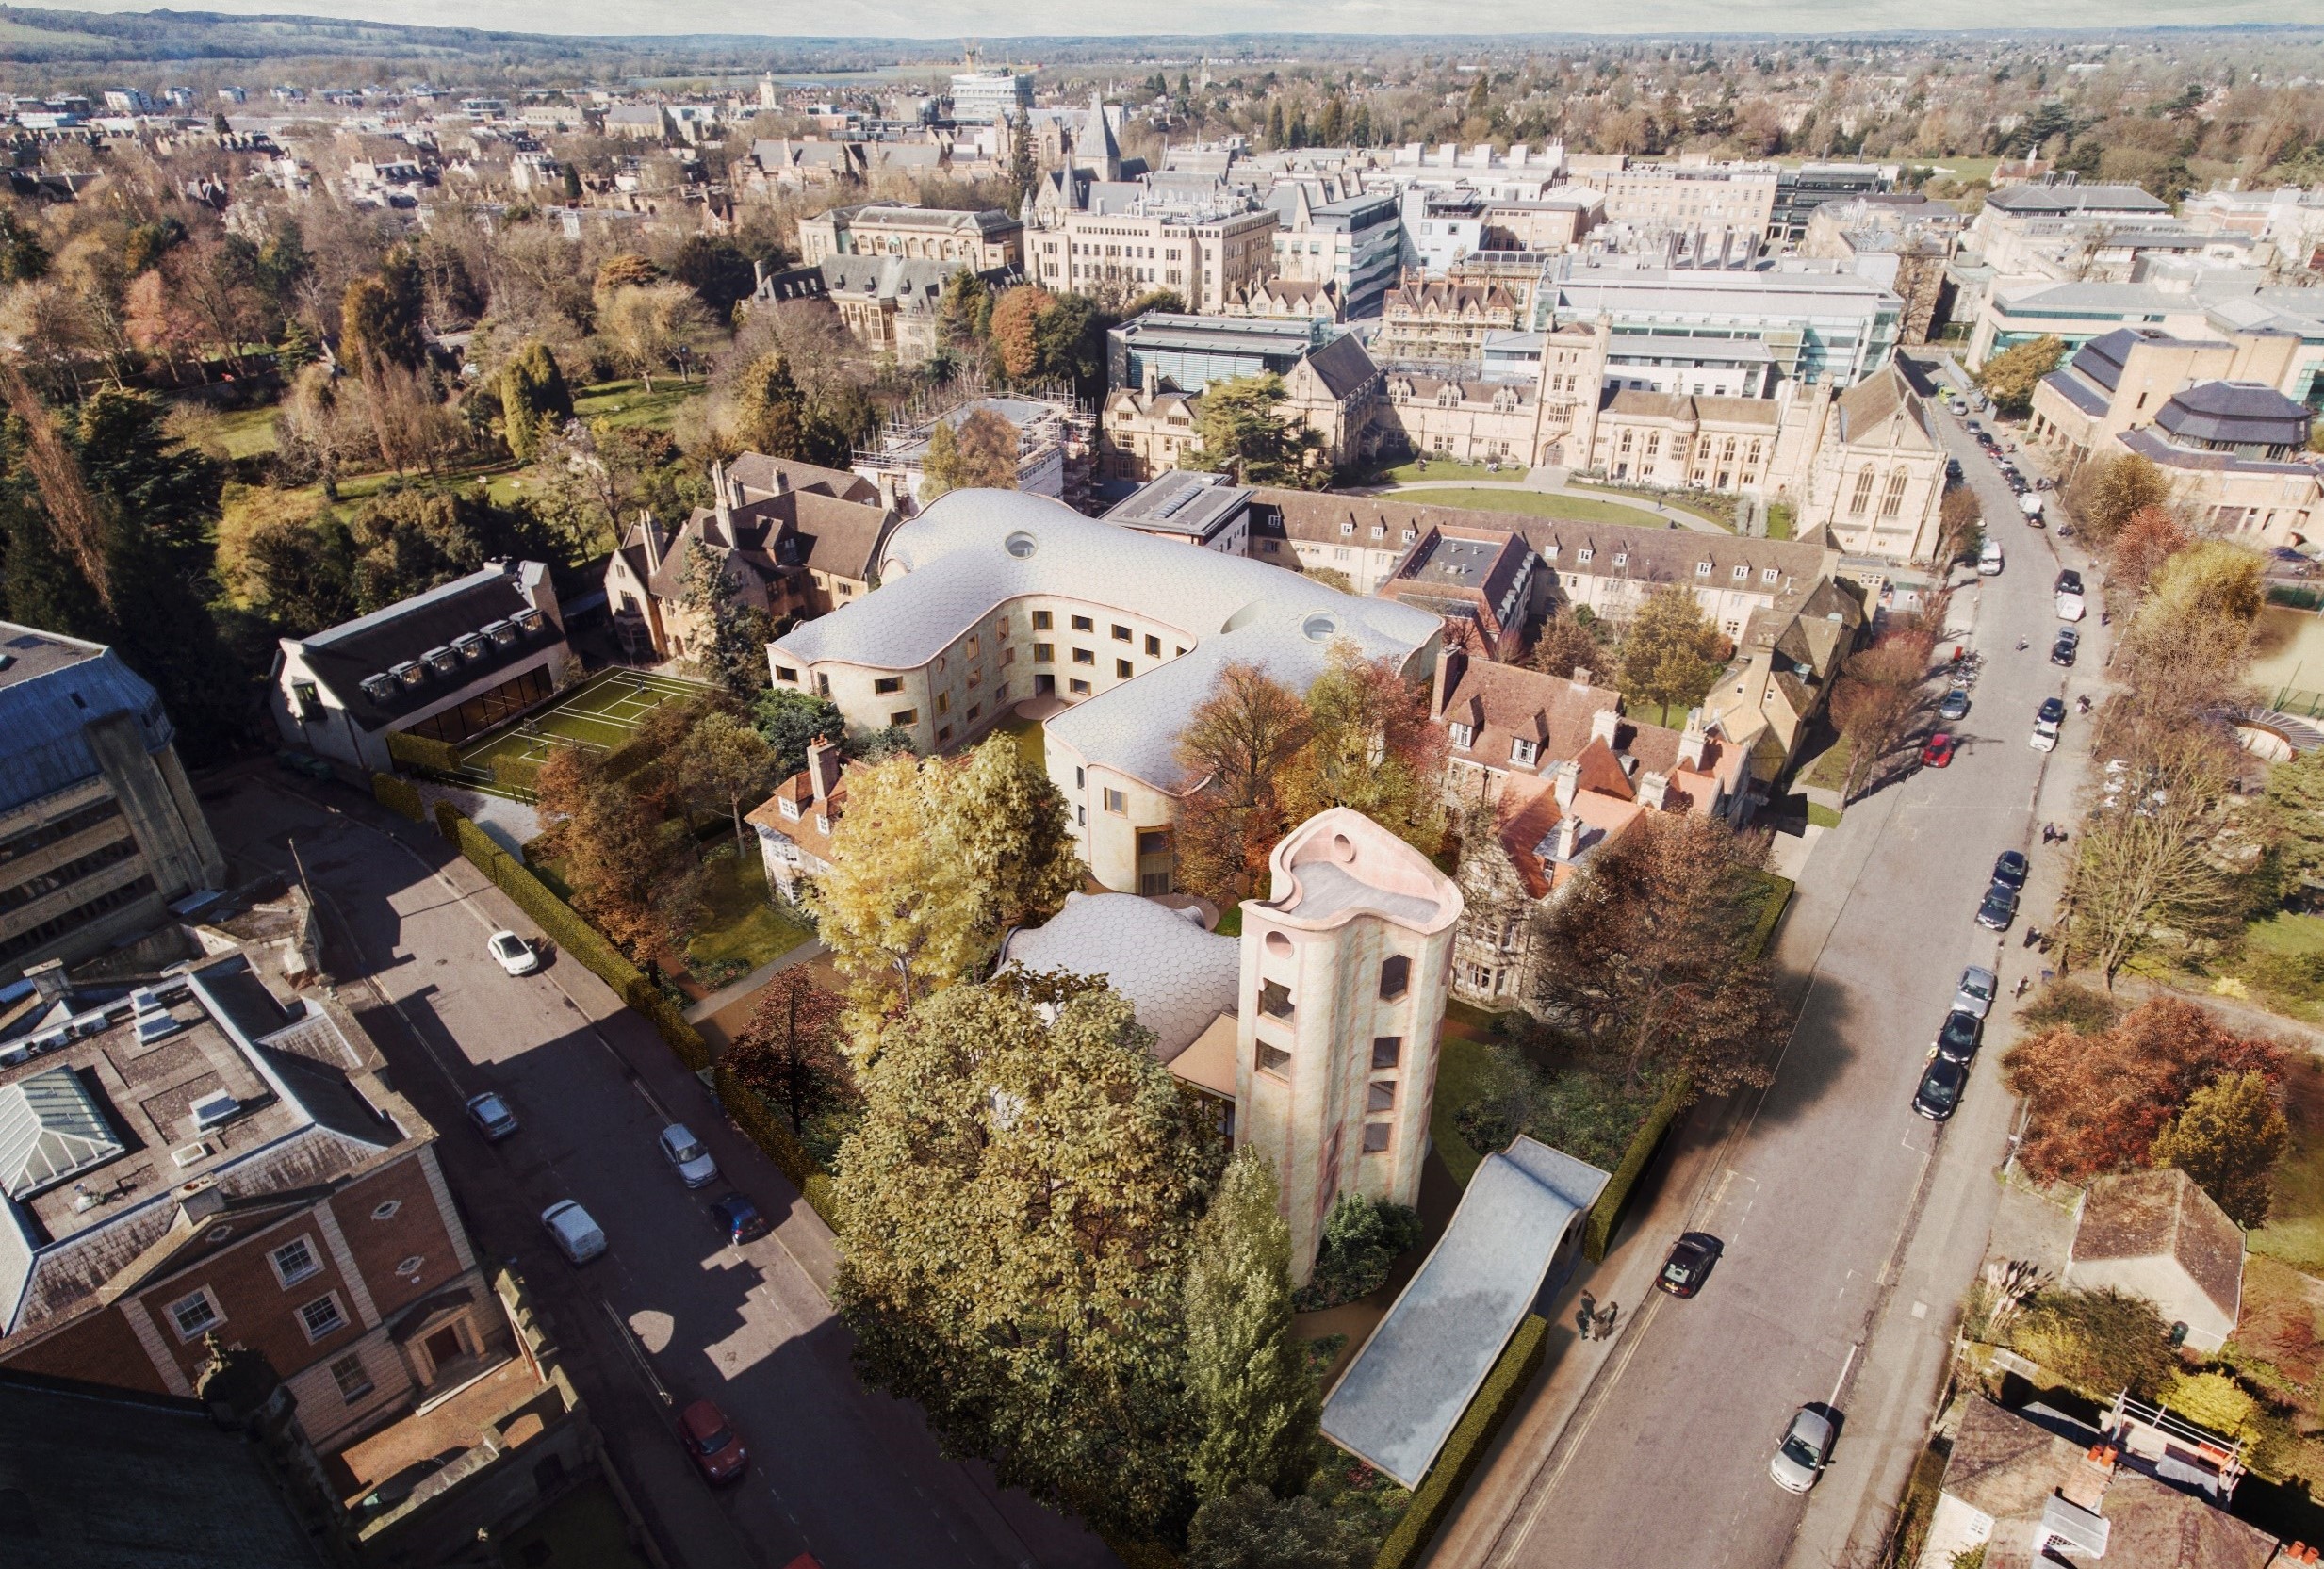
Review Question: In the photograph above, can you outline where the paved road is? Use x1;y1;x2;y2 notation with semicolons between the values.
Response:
1470;362;2103;1569
205;777;1113;1569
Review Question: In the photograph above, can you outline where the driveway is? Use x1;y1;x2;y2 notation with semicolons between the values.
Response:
1443;363;2100;1569
204;776;1112;1569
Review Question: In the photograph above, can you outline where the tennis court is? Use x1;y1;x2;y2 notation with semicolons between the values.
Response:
455;668;713;774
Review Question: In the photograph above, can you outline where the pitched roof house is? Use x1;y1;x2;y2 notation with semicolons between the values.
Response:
2066;1169;2245;1353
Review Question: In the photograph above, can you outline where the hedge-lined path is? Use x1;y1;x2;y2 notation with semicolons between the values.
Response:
686;937;832;1034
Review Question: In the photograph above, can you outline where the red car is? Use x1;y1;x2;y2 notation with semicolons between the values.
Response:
1922;732;1956;768
679;1398;748;1484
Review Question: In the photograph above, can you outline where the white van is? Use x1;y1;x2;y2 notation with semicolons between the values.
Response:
1978;540;2005;577
2055;587;2086;622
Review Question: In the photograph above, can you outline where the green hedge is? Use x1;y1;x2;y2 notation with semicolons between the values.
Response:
714;1064;843;1229
1582;1075;1692;1262
623;974;711;1072
489;753;543;798
387;730;461;776
1743;872;1795;962
371;772;423;822
436;802;643;996
1374;1314;1549;1569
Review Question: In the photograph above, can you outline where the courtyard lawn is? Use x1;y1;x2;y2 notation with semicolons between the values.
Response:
997;713;1045;774
2252;606;2324;711
455;668;714;774
1430;1001;1507;1187
2254;1057;2324;1274
684;849;814;980
1367;456;1529;485
573;378;699;433
1389;486;1670;527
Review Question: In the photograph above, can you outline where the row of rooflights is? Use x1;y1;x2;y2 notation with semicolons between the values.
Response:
356;610;546;703
0;977;191;1066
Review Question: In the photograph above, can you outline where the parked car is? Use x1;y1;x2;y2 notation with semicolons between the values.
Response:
2032;701;2061;752
541;1200;606;1265
1934;1009;1984;1065
1914;1054;1969;1121
2054;569;2084;594
465;1091;519;1142
1992;850;2030;890
679;1398;749;1485
1976;881;2021;931
1657;1233;1725;1299
659;1123;719;1188
1938;689;1972;722
487;930;539;976
709;1193;771;1247
1954;965;1998;1020
2051;630;2080;668
1770;1406;1837;1493
1922;732;1957;768
2038;695;2067;727
1978;541;2005;577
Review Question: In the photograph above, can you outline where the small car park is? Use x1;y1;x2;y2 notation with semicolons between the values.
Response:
679;1398;749;1485
541;1200;606;1265
1977;882;2021;931
1657;1233;1725;1299
1770;1406;1836;1492
1914;1054;1968;1121
1954;965;1997;1020
487;930;539;976
1922;733;1957;768
709;1193;771;1247
659;1122;719;1187
465;1091;519;1142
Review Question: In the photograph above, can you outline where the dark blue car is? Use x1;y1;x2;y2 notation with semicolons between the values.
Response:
709;1193;771;1247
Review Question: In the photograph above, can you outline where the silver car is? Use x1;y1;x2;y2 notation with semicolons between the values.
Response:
1953;966;1997;1021
659;1123;719;1188
1770;1406;1835;1493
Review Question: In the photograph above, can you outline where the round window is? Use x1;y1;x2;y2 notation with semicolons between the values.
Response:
395;1255;424;1277
1265;931;1293;957
1005;531;1039;559
1332;832;1357;863
371;1201;401;1221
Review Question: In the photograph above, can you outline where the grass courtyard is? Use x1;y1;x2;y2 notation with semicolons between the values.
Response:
1390;486;1670;527
1362;456;1530;486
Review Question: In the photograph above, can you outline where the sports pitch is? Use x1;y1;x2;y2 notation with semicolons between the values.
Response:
455;669;713;771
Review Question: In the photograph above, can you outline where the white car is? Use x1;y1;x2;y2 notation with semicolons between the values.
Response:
1770;1406;1835;1494
1954;966;1997;1020
1978;543;2004;577
658;1123;719;1187
541;1200;606;1265
487;930;539;976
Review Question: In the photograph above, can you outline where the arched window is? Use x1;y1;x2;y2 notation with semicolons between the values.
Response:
1848;467;1877;517
1881;469;1910;520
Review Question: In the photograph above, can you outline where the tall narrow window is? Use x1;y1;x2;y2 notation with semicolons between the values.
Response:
1849;467;1877;517
1379;956;1410;1001
1881;469;1909;520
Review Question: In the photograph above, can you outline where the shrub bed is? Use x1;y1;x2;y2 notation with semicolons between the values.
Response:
1372;1314;1549;1569
715;1065;843;1229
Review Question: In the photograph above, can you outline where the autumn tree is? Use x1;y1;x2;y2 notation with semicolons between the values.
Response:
724;349;809;459
1529;812;1784;1099
1616;583;1726;715
921;408;1021;498
1972;333;2065;417
2065;451;2172;548
533;744;702;963
1528;613;1607;681
728;969;849;1135
1184;1150;1317;1503
1172;663;1316;906
834;974;1218;1540
946;733;1085;931
678;709;776;850
339;257;426;377
598;282;712;391
1185;1487;1371;1569
2149;1071;2289;1227
2013;1287;2177;1401
593;252;662;294
988;284;1056;380
1279;640;1447;864
2063;727;2247;982
673;542;777;700
1936;485;1983;566
2105;506;2190;601
2003;996;2283;1185
1828;632;1936;801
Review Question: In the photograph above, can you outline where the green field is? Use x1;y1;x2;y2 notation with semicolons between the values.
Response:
1389;487;1670;527
685;851;815;976
455;668;713;772
1365;456;1530;486
572;378;699;433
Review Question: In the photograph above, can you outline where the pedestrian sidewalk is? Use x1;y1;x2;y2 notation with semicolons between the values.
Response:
681;937;827;1025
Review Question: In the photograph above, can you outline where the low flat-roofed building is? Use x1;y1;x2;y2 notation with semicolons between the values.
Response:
1101;468;1255;552
0;623;226;984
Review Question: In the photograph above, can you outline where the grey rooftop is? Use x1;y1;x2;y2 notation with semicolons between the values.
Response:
1000;893;1236;1061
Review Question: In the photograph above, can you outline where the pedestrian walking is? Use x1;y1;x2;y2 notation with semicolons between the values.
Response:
2023;924;2042;949
2013;975;2031;999
1575;1292;1596;1342
1597;1301;1620;1340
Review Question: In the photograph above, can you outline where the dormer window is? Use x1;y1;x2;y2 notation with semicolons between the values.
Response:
1511;737;1539;766
1577;548;1593;564
1340;521;1355;535
1449;722;1475;750
779;796;800;821
1763;568;1780;583
1733;565;1750;580
1612;552;1627;568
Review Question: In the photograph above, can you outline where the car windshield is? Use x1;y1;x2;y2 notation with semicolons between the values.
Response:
495;936;522;956
1922;1071;1960;1105
1780;1434;1821;1467
699;1425;734;1451
1962;974;1992;999
674;1140;705;1162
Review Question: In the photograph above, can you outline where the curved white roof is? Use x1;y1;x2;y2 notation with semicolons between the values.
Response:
1001;892;1238;1062
770;490;1442;791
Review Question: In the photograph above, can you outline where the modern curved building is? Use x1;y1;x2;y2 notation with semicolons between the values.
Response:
766;490;1444;893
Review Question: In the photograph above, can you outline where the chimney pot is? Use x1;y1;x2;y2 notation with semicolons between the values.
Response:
1572;665;1594;688
1590;707;1619;745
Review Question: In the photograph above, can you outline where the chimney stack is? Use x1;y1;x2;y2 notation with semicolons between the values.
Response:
1590;707;1620;746
1639;770;1669;810
1679;708;1709;769
1552;758;1580;809
807;738;842;805
1432;644;1468;718
1553;812;1581;861
176;1178;226;1223
1572;665;1594;689
24;958;67;1003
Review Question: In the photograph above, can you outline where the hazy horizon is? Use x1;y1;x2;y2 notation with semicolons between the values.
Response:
48;0;2324;41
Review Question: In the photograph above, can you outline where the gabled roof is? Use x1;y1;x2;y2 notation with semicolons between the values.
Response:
2070;1168;2244;1327
1984;182;2170;216
1835;365;1939;451
1297;333;1380;401
283;564;559;732
726;452;879;506
1321;1136;1609;1488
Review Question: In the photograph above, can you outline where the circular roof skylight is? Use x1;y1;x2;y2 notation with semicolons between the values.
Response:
1301;613;1339;642
1004;531;1039;559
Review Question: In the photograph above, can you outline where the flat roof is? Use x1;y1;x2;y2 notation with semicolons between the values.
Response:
0;623;103;692
1101;469;1252;540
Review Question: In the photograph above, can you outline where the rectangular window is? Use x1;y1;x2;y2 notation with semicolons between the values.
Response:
1145;634;1161;657
299;1294;347;1342
1033;643;1054;663
1069;678;1091;695
1259;980;1295;1019
874;676;904;695
1111;624;1132;642
1116;659;1134;678
330;1351;375;1402
1362;1121;1393;1153
270;1238;321;1288
1033;611;1054;630
1257;1041;1292;1078
1138;830;1170;856
967;704;982;723
1072;614;1094;631
775;665;798;683
1379;956;1410;1001
1075;766;1085;789
965;637;980;658
1072;647;1095;665
1104;789;1128;814
935;692;951;714
936;725;953;744
168;1287;221;1341
1372;1036;1402;1069
1367;1080;1397;1112
890;708;918;726
1077;805;1087;825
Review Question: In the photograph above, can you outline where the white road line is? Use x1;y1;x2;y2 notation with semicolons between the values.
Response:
1828;1342;1861;1410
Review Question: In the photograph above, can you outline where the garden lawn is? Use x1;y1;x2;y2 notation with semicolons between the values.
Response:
1367;456;1528;485
2254;1057;2324;1274
573;378;700;433
1390;487;1668;526
1430;1003;1504;1186
203;403;282;460
2247;912;2324;959
684;850;813;978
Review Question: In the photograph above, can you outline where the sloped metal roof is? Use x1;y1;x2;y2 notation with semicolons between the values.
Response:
0;623;173;817
0;1065;125;1200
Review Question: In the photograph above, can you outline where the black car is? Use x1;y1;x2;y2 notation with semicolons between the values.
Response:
1656;1233;1725;1299
2054;569;2084;595
1935;1009;1984;1064
2051;633;2079;668
708;1193;771;1247
1992;850;2029;890
1939;689;1972;722
1977;881;2021;931
2038;695;2067;727
1914;1054;1968;1121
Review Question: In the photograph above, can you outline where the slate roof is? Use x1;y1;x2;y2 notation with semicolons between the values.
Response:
0;623;175;817
1000;893;1238;1061
2070;1168;2244;1329
726;452;879;506
283;564;559;731
1985;182;2170;216
1834;364;1939;449
1320;1136;1609;1487
1599;388;1782;429
1299;333;1381;400
2119;425;2318;477
2041;368;2114;418
771;492;1440;791
2156;380;2313;449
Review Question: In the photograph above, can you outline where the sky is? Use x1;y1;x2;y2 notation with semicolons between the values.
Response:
56;0;2324;40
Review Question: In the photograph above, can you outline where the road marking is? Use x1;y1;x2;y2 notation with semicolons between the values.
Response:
1829;1342;1861;1410
1911;1301;1929;1320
